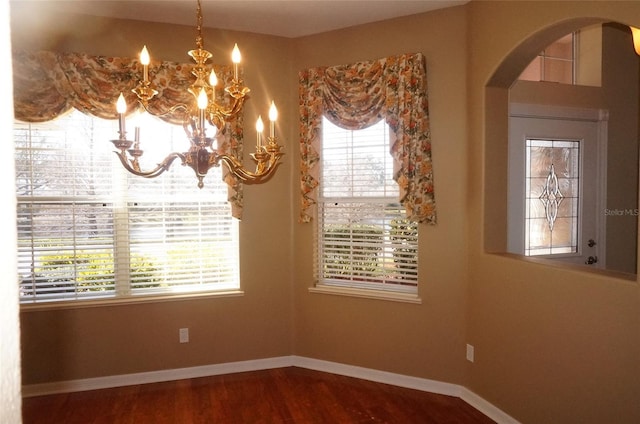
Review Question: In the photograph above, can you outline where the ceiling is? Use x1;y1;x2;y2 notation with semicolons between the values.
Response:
14;0;469;38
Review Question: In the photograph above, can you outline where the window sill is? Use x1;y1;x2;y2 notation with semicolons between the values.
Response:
488;252;638;282
19;289;245;311
309;284;422;304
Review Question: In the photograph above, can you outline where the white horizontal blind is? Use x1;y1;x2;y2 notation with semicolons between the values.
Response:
318;117;418;292
16;110;239;303
16;112;117;301
125;169;239;294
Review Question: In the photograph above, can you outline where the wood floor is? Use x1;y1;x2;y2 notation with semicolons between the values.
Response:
22;367;495;423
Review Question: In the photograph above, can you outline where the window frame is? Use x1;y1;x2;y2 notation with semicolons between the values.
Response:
312;117;421;304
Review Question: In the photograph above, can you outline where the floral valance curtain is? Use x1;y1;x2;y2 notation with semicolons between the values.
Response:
298;52;436;224
12;50;244;218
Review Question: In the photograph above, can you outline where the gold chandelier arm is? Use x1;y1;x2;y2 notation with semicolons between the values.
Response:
139;102;190;123
113;150;186;179
217;150;284;182
206;90;248;130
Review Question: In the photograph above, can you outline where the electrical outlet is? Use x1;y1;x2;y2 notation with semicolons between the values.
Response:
466;344;475;362
179;328;189;343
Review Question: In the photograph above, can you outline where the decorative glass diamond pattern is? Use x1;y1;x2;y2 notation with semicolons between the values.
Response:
524;139;580;256
539;164;564;231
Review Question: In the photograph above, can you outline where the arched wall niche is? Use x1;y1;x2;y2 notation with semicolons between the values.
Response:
484;17;640;277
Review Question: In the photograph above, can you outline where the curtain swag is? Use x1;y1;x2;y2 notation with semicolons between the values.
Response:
12;50;245;218
298;52;437;224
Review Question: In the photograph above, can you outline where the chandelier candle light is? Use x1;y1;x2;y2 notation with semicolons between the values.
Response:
111;0;283;188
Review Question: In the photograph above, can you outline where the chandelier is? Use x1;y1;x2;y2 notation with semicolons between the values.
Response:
111;0;283;188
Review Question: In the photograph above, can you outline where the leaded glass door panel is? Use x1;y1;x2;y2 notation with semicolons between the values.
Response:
508;109;603;267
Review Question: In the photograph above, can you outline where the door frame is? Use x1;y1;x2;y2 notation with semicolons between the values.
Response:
508;102;609;268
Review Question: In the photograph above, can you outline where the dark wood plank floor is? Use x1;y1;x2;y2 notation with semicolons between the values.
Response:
22;367;495;423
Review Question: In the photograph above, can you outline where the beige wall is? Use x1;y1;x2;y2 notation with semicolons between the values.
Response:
601;23;639;273
10;1;640;423
470;1;640;423
291;6;470;384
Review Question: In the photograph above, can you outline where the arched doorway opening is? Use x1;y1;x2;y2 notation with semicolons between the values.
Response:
484;18;639;276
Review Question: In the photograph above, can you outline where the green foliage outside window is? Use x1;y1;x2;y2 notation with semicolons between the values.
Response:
390;218;418;276
323;220;417;283
323;224;385;278
20;250;161;296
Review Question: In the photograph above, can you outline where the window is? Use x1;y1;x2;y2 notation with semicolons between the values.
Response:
317;117;418;294
16;110;239;304
524;138;580;256
519;33;576;84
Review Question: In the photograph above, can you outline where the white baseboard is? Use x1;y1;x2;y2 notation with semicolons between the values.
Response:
290;356;461;397
22;355;519;424
459;387;521;424
291;357;520;424
22;356;292;398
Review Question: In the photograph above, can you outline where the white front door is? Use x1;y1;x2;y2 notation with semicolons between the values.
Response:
508;104;607;268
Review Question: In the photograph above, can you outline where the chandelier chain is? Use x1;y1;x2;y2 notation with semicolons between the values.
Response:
195;0;204;51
